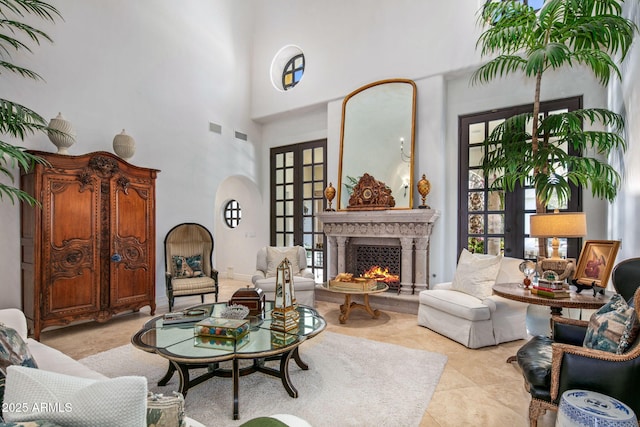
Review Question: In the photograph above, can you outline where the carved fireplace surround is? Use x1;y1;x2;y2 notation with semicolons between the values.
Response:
317;209;440;294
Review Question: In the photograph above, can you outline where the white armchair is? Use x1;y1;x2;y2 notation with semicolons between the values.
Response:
251;246;316;307
417;251;529;348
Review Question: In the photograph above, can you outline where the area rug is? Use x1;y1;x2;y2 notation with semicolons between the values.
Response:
79;332;447;427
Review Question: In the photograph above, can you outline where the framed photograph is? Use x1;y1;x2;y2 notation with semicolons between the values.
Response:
574;240;621;287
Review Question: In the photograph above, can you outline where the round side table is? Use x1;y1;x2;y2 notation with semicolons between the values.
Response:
556;390;637;427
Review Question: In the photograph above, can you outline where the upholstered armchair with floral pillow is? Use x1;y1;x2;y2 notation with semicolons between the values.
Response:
164;223;219;311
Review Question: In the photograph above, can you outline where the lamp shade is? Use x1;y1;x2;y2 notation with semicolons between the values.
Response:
529;212;587;238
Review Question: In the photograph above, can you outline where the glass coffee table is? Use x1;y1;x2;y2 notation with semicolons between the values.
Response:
131;301;326;420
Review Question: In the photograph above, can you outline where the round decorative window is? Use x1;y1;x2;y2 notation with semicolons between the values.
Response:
270;45;305;92
223;200;242;228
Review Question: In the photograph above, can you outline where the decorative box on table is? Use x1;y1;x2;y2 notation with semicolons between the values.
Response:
194;318;250;350
194;318;249;339
229;286;265;316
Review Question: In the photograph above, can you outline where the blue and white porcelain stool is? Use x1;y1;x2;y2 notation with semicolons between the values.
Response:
556;390;637;427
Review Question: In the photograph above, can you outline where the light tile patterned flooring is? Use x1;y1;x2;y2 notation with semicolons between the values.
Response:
40;279;556;426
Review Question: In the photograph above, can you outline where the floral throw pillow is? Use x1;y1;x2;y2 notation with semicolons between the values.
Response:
171;255;204;278
0;323;38;421
583;293;640;354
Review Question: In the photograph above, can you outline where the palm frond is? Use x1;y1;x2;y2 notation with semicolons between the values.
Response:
0;99;48;138
0;60;43;80
471;55;528;84
0;0;61;21
0;0;61;205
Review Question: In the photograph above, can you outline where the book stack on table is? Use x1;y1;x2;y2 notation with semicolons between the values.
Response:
533;279;570;298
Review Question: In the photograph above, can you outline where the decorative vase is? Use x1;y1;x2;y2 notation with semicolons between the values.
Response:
47;112;76;155
417;174;431;209
324;182;336;211
112;129;136;161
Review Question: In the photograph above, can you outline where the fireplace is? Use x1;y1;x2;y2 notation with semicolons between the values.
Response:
348;240;401;290
317;209;439;294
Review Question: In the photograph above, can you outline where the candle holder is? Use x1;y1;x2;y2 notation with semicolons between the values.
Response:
417;174;431;209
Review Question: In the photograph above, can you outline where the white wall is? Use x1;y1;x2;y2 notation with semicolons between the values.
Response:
250;0;483;121
0;0;259;309
609;0;640;262
214;175;265;282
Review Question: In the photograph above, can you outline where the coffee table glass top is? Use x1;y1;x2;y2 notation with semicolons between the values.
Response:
133;301;326;361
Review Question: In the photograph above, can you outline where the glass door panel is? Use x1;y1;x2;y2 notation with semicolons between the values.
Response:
271;140;327;282
458;97;583;260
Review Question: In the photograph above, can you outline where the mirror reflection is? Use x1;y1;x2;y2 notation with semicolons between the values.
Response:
338;79;416;210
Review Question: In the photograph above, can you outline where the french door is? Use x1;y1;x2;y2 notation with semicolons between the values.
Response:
270;139;327;282
458;96;583;260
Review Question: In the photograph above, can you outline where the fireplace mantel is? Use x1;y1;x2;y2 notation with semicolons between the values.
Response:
317;209;440;294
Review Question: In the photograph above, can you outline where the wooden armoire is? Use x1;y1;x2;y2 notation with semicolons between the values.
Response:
20;151;158;339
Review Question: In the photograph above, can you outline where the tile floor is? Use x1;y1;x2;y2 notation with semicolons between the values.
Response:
40;279;557;427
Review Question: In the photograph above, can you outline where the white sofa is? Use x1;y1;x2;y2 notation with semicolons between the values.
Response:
0;308;205;427
417;253;529;349
252;246;316;307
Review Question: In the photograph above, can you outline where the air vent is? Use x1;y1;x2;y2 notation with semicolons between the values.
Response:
235;131;248;141
209;122;222;134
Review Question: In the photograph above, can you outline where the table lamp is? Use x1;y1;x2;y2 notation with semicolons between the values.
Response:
529;210;587;281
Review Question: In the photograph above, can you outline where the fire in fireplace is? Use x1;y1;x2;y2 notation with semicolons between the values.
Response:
362;265;400;284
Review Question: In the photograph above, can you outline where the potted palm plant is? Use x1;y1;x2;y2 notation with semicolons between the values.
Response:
472;0;636;254
0;0;63;206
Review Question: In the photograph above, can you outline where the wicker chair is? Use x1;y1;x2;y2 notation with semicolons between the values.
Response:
164;223;218;311
516;258;640;426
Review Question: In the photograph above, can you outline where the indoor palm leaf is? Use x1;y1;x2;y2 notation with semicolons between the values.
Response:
473;0;636;210
0;0;62;205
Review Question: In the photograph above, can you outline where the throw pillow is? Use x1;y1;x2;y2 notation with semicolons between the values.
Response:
451;249;502;299
147;391;186;427
583;293;640;354
266;247;300;278
0;324;38;418
171;255;204;278
3;365;147;427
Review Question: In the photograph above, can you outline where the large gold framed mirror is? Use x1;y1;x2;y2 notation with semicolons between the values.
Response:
337;79;417;210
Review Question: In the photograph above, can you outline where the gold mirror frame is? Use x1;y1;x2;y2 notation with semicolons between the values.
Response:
337;79;417;210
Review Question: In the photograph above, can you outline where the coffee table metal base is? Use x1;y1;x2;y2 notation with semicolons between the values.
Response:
158;347;306;420
339;294;381;323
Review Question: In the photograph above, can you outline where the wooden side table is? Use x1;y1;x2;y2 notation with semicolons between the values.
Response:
321;282;389;323
492;282;610;317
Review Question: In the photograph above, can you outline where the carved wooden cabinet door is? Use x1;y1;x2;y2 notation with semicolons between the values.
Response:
41;165;101;319
108;165;156;310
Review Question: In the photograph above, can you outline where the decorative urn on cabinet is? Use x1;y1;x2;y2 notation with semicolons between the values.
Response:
113;129;136;161
47;112;76;154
